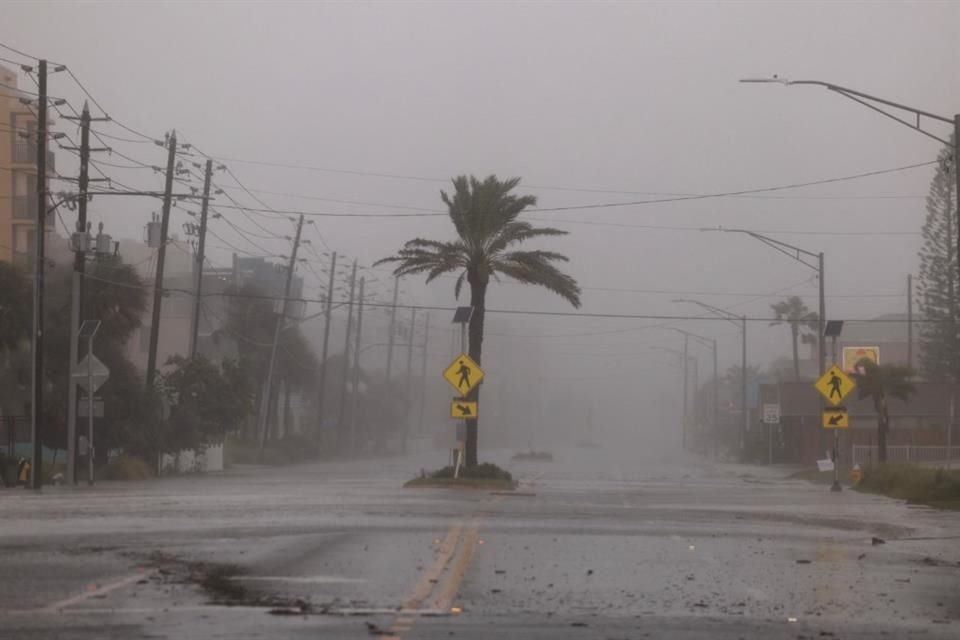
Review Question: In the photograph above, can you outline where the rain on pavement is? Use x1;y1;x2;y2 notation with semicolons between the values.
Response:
1;447;958;639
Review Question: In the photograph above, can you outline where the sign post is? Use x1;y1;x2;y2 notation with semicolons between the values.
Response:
447;307;479;478
762;403;780;466
814;363;855;493
72;320;105;486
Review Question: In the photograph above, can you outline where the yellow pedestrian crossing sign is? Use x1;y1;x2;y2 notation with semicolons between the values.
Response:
814;364;856;406
443;353;484;396
450;400;478;419
822;407;849;429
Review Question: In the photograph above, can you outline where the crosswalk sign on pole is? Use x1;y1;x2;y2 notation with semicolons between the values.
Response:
450;400;478;419
443;353;484;396
814;364;856;406
822;407;850;429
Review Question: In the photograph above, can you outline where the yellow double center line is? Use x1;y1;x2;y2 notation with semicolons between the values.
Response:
385;490;515;638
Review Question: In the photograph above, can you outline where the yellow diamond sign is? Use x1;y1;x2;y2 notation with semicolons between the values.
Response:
814;364;856;406
443;353;484;396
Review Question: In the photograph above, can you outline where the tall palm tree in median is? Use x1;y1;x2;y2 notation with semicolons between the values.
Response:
770;296;819;380
377;175;581;467
850;358;916;464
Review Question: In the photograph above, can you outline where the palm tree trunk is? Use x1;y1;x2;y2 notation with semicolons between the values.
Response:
878;394;889;463
465;277;487;467
791;324;800;381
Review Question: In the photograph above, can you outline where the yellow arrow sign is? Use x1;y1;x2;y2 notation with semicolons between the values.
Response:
822;407;850;429
450;400;478;419
814;364;856;406
443;353;484;395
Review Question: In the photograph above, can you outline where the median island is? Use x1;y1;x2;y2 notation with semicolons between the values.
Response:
405;462;517;490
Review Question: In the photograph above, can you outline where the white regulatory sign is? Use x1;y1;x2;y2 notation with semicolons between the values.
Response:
762;403;780;425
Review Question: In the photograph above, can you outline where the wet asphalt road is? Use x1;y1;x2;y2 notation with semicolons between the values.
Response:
1;445;959;639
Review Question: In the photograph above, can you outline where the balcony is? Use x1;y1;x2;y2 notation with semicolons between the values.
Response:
12;194;37;220
11;142;56;172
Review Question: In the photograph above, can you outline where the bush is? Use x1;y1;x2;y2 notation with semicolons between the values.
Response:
512;451;554;462
429;462;513;482
858;464;960;507
99;455;154;481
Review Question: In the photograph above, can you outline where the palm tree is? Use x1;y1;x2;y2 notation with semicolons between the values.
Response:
770;296;819;380
377;175;581;467
850;358;916;464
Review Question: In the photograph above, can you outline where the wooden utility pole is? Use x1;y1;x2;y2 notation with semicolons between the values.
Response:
315;251;336;439
336;260;358;449
416;313;430;438
188;159;214;358
29;59;48;489
62;102;108;484
257;214;305;450
384;276;399;384
403;307;416;447
145;131;178;392
349;277;365;454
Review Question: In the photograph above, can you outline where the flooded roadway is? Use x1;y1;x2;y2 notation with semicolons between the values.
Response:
1;445;958;639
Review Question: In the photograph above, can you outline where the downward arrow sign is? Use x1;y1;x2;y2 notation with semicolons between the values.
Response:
829;414;843;425
457;404;472;416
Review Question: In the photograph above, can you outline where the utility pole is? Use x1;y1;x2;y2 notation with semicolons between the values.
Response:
384;276;399;385
741;316;748;457
337;260;358;450
145;131;177;393
682;332;689;452
907;274;913;371
257;214;305;450
29;59;48;490
188;159;214;358
315;251;337;440
711;338;718;460
403;307;416;450
349;277;365;455
62;101;107;485
417;313;430;438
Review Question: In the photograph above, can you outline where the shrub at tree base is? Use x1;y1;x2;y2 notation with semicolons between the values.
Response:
405;462;516;489
99;455;154;481
857;465;960;509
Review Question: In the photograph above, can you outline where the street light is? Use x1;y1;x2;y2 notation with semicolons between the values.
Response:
704;226;825;380
740;76;959;286
650;343;697;451
669;328;719;459
673;299;748;460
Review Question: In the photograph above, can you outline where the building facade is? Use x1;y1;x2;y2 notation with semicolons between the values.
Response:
0;63;56;268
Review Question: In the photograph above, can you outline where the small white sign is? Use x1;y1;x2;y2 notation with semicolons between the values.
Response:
762;403;780;425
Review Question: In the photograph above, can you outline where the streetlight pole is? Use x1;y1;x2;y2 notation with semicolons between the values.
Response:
703;228;835;486
669;328;719;458
673;299;749;460
740;77;958;291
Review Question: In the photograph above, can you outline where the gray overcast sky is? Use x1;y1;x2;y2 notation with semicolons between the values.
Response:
2;1;958;426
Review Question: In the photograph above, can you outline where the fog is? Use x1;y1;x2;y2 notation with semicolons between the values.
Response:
3;1;958;454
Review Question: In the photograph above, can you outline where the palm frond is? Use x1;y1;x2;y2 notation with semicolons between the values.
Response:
492;250;581;308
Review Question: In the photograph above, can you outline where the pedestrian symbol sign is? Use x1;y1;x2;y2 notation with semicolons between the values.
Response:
814;364;855;406
443;353;484;395
450;400;478;419
822;407;849;429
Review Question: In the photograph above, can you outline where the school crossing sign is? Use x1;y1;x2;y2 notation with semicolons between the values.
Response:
814;364;856;406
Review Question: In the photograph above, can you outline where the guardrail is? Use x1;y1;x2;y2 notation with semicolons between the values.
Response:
852;444;960;467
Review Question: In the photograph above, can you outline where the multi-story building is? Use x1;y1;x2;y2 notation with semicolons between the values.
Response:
0;63;56;268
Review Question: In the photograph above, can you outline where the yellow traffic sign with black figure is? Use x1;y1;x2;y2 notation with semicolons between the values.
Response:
822;406;849;429
814;364;856;406
443;353;484;395
450;400;478;419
